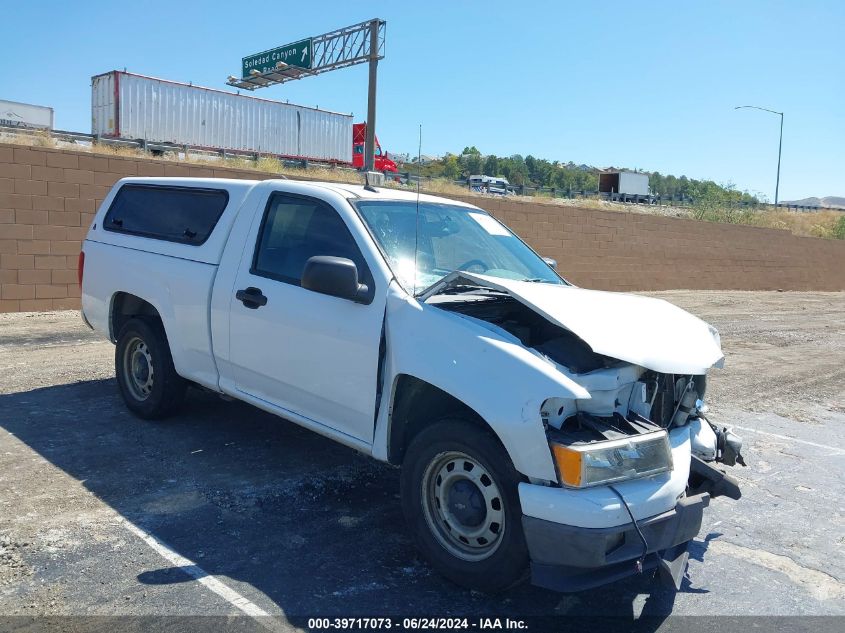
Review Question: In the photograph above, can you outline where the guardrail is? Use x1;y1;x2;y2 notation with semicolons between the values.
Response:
0;124;359;172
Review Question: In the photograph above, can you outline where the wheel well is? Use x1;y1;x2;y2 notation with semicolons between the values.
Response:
387;375;494;465
110;292;162;341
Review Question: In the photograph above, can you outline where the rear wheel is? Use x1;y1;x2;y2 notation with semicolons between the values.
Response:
401;418;529;593
115;318;186;419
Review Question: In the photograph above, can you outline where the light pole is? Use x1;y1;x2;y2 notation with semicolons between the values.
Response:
735;105;784;205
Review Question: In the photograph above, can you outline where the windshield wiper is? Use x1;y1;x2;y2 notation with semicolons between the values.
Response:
414;271;509;300
439;284;509;295
415;283;508;298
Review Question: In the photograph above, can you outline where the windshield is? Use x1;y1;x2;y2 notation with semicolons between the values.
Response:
355;200;565;293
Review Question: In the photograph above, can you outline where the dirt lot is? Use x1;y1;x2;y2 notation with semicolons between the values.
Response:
0;291;844;628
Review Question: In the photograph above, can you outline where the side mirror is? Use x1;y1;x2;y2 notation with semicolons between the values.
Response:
542;257;558;270
302;256;369;303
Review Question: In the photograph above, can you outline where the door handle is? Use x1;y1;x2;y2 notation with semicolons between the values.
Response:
236;287;267;309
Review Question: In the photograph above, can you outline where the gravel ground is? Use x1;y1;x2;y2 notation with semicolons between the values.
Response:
0;291;843;628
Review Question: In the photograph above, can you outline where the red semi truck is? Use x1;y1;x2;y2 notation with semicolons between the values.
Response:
352;122;398;173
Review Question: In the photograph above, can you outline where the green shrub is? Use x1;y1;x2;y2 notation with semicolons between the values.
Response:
833;215;845;240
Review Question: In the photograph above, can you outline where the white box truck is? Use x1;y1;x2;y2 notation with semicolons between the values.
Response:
599;170;650;199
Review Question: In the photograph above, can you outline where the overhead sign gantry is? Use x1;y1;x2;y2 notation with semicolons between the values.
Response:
227;18;386;172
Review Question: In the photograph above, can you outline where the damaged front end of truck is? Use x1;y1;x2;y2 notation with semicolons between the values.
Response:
422;272;745;591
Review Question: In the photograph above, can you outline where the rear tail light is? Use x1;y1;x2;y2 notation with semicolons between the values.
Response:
78;251;85;288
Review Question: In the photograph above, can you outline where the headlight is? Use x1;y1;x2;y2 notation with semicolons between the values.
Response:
550;431;673;488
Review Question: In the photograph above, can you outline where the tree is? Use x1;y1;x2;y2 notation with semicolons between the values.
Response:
483;154;500;177
460;152;483;176
502;155;529;186
525;155;537;181
441;154;461;179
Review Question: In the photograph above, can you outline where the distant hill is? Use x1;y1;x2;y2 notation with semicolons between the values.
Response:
780;196;845;209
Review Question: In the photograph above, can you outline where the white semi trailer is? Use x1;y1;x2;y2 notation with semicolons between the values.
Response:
91;71;353;164
0;99;54;130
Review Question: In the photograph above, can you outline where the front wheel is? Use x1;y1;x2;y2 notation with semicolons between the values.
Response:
115;318;186;419
400;418;529;593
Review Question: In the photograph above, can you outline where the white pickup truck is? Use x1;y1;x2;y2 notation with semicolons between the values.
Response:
80;177;743;593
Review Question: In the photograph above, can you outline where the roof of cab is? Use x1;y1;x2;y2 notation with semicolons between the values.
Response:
287;181;481;209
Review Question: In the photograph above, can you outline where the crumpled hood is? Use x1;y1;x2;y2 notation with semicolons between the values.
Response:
428;272;724;374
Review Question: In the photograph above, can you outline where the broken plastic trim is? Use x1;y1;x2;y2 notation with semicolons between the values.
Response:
688;456;742;500
549;412;663;444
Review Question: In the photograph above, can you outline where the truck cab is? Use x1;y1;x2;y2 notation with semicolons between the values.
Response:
352;122;398;173
80;177;742;594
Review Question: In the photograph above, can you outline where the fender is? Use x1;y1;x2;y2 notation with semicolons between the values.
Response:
372;282;589;482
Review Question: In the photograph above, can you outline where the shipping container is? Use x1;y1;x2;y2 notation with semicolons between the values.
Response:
0;99;54;130
598;170;650;196
91;71;352;164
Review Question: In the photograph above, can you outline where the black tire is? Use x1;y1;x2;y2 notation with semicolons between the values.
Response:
115;317;186;420
400;418;529;593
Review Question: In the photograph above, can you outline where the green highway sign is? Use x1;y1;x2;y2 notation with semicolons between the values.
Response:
242;38;313;77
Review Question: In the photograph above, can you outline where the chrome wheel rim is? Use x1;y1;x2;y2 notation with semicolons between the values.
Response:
421;450;505;561
123;336;154;401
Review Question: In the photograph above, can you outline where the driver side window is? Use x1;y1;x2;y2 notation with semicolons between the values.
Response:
252;193;370;287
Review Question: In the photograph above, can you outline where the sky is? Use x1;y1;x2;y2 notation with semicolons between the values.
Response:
1;0;842;201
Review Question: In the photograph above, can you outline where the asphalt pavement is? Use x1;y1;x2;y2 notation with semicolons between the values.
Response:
0;292;843;630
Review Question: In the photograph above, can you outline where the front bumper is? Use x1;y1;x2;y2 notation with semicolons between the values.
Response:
523;492;710;592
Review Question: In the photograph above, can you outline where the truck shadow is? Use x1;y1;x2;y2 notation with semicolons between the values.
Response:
0;379;708;623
